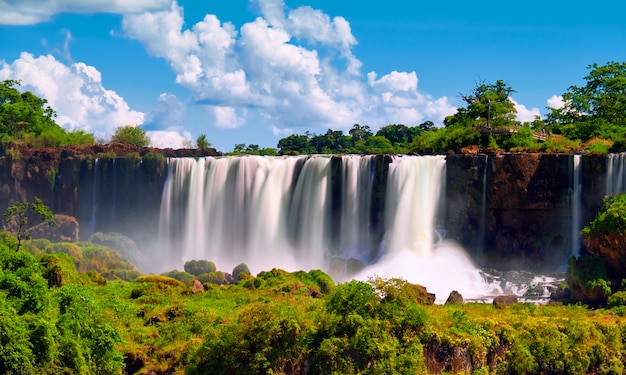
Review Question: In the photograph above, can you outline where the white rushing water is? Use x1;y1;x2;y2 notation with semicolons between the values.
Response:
156;154;501;302
607;152;626;195
571;154;582;258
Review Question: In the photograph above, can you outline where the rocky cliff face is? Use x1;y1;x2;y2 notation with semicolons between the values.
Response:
0;145;611;272
446;153;607;271
0;143;220;243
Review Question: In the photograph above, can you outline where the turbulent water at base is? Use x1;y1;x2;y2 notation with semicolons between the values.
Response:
156;155;550;303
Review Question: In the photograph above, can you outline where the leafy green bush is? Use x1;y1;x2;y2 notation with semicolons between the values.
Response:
232;263;251;281
198;271;228;285
184;259;217;276
582;194;626;236
111;125;150;147
566;255;611;306
162;270;195;286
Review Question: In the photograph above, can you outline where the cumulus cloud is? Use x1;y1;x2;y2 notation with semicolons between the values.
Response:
547;95;565;109
0;0;170;25
148;129;192;148
122;0;457;134
0;52;144;140
143;93;185;131
511;98;541;122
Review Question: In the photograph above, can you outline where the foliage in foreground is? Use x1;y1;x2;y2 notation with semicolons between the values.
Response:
3;232;626;374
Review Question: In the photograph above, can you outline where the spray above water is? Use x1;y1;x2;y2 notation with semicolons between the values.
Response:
156;154;496;302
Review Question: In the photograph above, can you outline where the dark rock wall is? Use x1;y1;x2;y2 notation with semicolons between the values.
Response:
446;153;607;271
0;147;611;271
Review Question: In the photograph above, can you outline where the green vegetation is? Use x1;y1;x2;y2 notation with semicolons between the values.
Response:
2;197;56;251
1;214;626;373
110;125;151;147
195;133;211;150
582;194;626;237
3;197;625;373
229;62;625;156
0;80;95;147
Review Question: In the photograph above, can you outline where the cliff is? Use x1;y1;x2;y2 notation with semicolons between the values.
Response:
0;145;611;271
446;153;607;271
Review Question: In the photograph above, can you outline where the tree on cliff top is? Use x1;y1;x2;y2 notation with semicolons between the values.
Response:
0;79;95;147
546;62;626;144
0;80;58;141
445;79;517;129
111;125;151;147
549;62;626;125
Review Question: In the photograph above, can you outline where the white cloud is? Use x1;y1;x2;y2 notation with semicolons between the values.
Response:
147;129;192;149
144;93;185;131
0;0;170;25
0;52;144;139
547;95;565;109
122;0;457;135
511;97;541;122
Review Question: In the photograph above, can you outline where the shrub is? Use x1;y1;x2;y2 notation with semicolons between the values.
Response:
162;270;195;286
607;291;626;308
184;259;217;276
198;271;228;285
232;263;251;281
135;275;186;288
111;125;150;147
582;194;626;236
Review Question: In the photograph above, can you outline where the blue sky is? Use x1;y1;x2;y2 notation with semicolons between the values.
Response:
1;0;625;151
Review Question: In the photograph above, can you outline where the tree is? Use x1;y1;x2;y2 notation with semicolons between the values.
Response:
2;197;56;251
419;120;435;131
111;125;150;147
548;62;626;125
376;124;421;146
196;133;211;150
0;80;59;141
348;124;373;142
446;79;517;129
277;134;315;154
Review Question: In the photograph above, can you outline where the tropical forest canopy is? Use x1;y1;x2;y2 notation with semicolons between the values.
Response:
2;61;626;154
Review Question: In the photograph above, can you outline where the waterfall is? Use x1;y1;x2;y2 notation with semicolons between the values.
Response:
571;154;582;257
88;158;100;234
155;154;492;302
479;154;488;260
383;155;446;256
156;155;452;272
607;152;626;195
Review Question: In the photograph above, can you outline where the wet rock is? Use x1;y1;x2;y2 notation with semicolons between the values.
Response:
445;290;464;304
493;294;518;308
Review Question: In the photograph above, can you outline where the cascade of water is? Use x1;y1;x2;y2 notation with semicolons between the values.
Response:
478;154;488;260
607;152;626;195
571;154;582;258
355;155;495;302
88;158;100;234
383;155;446;256
337;155;376;260
155;155;497;302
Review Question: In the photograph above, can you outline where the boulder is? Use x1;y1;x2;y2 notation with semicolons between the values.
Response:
29;214;79;242
192;279;205;293
493;294;518;308
445;290;464;304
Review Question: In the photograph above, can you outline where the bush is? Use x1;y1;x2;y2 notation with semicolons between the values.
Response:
232;263;251;281
198;271;228;286
111;125;150;147
184;260;217;276
582;194;626;237
162;270;195;286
